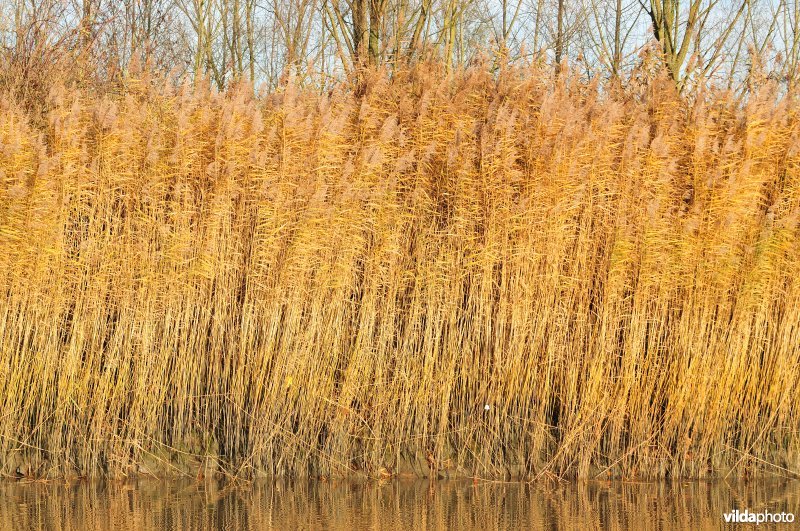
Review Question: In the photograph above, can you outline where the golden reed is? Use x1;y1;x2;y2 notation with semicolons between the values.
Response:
0;65;798;480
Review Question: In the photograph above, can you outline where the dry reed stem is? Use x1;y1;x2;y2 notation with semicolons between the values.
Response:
0;65;798;479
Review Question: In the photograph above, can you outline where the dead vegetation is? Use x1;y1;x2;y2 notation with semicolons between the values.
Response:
0;64;798;480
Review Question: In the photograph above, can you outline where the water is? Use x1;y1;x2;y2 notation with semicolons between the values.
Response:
2;478;799;530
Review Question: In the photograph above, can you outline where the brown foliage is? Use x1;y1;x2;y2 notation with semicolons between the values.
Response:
0;65;799;479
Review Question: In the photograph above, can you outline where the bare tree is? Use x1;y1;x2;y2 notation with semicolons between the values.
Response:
3;0;799;93
645;0;748;88
581;0;644;76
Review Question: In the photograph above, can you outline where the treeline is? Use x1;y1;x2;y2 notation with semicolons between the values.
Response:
1;0;800;96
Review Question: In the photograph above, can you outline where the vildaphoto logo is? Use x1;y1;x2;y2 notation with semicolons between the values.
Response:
723;509;795;525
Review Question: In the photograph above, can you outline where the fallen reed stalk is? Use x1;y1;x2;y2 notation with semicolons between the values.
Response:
0;65;798;480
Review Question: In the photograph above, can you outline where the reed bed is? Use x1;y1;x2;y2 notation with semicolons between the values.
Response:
0;65;799;480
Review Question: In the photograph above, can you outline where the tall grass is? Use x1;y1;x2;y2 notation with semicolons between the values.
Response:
0;65;799;480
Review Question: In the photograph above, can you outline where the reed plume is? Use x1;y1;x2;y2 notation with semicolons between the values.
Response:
0;65;798;480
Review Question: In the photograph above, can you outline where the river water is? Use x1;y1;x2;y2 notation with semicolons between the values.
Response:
2;478;798;529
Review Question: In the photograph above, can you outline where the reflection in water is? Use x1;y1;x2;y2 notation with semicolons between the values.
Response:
1;478;799;530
